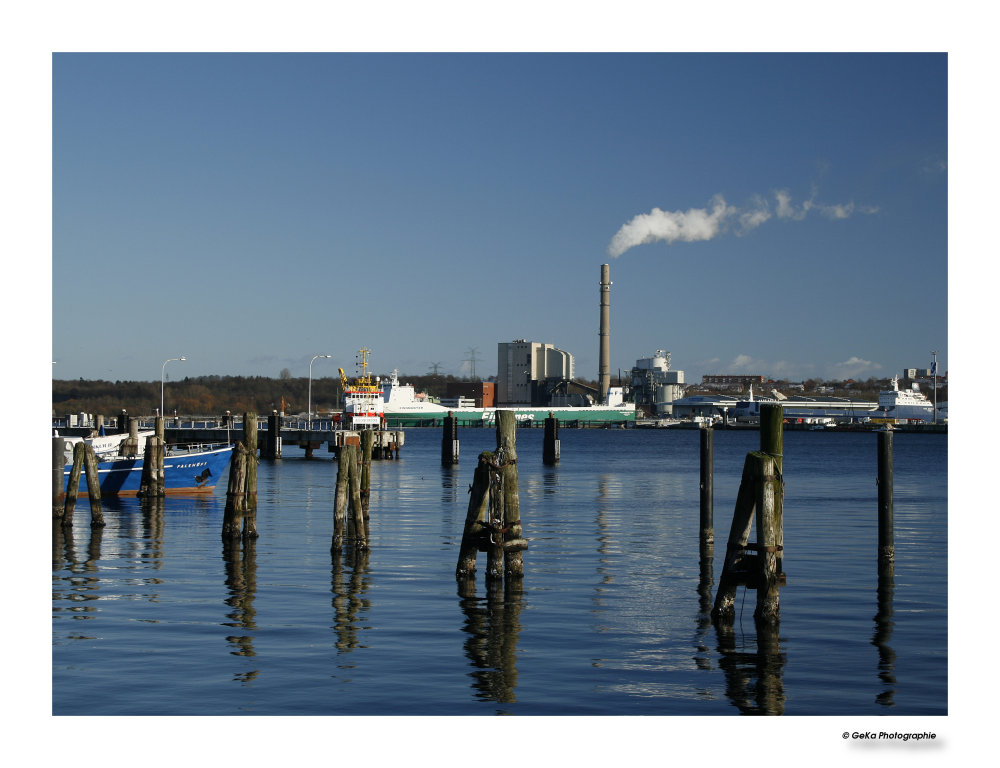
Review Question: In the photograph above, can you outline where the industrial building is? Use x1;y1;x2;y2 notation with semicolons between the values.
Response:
496;340;575;406
630;350;685;416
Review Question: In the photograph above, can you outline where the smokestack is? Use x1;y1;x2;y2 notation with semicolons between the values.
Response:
599;263;611;404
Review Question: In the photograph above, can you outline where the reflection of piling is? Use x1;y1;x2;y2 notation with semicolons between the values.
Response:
699;424;713;547
543;412;560;465
877;428;894;570
442;412;459;465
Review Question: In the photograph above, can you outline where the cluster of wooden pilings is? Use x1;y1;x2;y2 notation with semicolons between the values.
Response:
222;412;258;540
332;430;372;551
711;404;785;627
55;440;105;528
456;410;528;584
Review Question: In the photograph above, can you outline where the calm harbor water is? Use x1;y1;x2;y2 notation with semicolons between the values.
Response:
52;427;947;716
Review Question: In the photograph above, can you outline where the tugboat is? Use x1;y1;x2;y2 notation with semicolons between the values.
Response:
338;348;385;430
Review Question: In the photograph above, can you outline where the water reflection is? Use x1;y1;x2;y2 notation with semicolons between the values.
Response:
714;606;786;714
52;517;106;624
330;546;372;653
693;541;715;671
221;537;258;678
457;577;524;705
873;564;896;707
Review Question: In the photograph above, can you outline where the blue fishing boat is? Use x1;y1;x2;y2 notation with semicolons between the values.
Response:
61;436;233;496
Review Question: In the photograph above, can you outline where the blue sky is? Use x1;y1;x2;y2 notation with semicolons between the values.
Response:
51;51;948;385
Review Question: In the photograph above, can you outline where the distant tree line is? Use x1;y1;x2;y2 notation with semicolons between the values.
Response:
52;372;498;417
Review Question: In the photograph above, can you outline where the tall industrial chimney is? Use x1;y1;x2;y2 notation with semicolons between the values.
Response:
599;263;611;404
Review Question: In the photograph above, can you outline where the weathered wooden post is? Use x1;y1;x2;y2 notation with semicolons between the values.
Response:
346;444;368;548
241;412;258;538
760;403;784;574
877;428;894;571
222;442;248;538
711;454;757;622
62;441;85;525
753;453;780;626
82;443;105;527
496;409;526;578
155;416;165;496
456;451;492;577
699;424;714;547
332;444;350;550
53;435;67;517
442;412;459;465
543;412;560;465
138;435;156;497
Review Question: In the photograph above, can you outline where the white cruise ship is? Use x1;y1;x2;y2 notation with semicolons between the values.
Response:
873;376;935;422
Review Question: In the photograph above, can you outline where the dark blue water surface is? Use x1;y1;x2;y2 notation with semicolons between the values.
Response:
52;427;947;716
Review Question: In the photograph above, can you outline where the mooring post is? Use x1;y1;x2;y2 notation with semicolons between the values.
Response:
456;452;492;577
759;403;784;574
266;410;282;459
155;416;165;496
543;412;560;465
711;454;757;622
241;412;259;538
877;428;894;570
496;409;525;578
222;442;248;538
699;424;714;547
62;441;85;525
118;409;129;434
53;435;67;517
347;444;368;548
442;412;459;465
332;442;350;550
753;453;780;625
82;443;105;527
139;435;155;497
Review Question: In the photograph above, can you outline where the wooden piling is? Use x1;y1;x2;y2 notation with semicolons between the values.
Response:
456;452;492;577
711;454;758;622
753;453;780;626
877;428;894;569
53;435;67;517
543;412;560;465
332;443;350;549
347;444;368;548
699;424;714;546
760;403;784;574
222;442;249;538
496;410;524;578
82;443;105;527
442;412;459;465
62;441;85;525
241;412;259;538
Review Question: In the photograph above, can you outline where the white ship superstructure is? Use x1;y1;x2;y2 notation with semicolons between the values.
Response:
874;376;934;422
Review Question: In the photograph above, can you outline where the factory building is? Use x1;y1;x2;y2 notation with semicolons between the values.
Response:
630;350;685;416
496;340;575;406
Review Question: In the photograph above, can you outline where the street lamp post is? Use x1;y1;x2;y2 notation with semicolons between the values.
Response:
161;356;186;419
309;354;332;430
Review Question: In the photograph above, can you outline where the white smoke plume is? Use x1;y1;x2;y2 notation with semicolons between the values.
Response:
607;188;875;258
